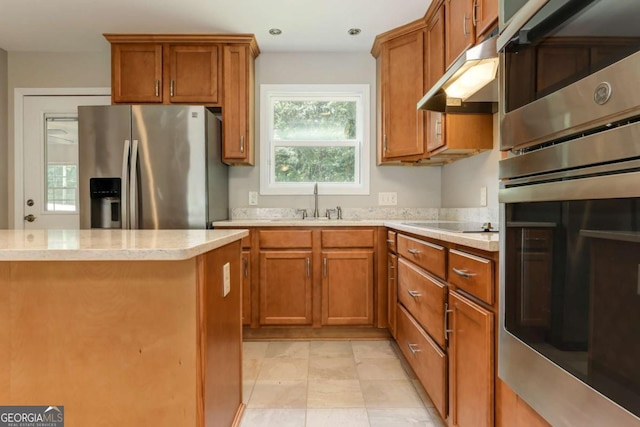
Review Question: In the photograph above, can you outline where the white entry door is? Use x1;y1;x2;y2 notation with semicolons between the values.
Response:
22;95;111;229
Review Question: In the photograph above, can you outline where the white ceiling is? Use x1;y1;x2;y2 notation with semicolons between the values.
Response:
0;0;432;53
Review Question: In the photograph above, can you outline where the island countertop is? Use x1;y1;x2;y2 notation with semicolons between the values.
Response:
0;229;249;261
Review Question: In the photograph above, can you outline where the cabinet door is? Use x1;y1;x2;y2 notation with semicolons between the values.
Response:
426;5;446;152
223;45;253;165
322;250;374;325
449;290;494;427
446;0;475;69
474;0;498;41
168;45;219;104
381;30;425;160
112;43;163;103
242;250;251;326
388;252;398;338
259;251;313;325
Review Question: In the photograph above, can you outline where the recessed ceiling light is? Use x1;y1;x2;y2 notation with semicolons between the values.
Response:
269;28;282;36
347;28;361;36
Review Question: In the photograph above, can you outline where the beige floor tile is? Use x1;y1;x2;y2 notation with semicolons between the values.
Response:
240;408;306;427
361;379;425;408
243;358;263;381
243;341;269;360
242;380;255;404
356;358;409;380
368;408;435;426
306;408;370;427
309;340;354;358
309;357;358;380
352;340;397;361
248;380;308;409
257;358;309;381
307;379;365;408
265;341;310;359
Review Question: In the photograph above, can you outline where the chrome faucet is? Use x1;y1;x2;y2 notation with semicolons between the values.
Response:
312;182;320;218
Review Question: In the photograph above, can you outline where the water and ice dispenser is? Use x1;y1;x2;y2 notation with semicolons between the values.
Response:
90;178;121;228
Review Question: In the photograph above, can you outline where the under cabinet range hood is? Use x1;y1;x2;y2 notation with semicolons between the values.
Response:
418;35;498;114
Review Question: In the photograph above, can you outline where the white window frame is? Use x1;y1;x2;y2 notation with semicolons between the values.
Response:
260;84;370;195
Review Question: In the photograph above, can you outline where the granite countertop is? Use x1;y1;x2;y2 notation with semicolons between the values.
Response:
0;229;249;261
213;219;500;252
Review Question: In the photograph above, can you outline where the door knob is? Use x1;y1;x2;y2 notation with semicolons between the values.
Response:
24;214;36;222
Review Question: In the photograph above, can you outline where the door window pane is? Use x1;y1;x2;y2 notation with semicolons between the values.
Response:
45;115;78;212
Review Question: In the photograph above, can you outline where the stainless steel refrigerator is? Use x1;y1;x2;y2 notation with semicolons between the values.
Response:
78;105;228;229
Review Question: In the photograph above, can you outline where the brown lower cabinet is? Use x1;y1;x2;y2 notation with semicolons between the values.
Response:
322;250;374;325
496;379;551;427
259;250;313;325
448;290;494;427
390;229;499;427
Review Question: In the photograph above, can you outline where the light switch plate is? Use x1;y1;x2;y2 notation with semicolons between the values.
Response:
379;192;398;206
480;186;487;207
249;191;258;205
223;262;230;297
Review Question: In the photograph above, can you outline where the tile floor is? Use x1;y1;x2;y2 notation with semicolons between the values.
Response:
241;340;446;427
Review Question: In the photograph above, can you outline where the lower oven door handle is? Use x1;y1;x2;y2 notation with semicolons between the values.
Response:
500;170;640;204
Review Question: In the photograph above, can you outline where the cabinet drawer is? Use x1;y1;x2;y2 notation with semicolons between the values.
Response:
397;235;446;279
449;249;494;304
241;232;251;249
398;258;446;348
321;229;374;248
397;304;447;420
259;230;312;249
387;230;397;253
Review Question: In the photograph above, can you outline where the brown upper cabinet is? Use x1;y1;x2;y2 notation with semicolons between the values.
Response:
104;34;259;165
372;20;428;163
445;0;498;69
371;0;496;166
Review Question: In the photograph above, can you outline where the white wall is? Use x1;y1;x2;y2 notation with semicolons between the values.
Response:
229;52;442;211
441;113;500;209
2;50;499;224
0;49;8;228
6;51;111;226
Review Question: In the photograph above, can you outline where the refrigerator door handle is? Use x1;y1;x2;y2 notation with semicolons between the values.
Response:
129;139;139;229
121;139;131;229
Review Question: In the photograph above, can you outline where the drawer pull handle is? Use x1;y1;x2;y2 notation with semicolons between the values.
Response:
407;248;420;255
407;290;421;298
452;267;473;278
387;239;395;243
407;343;421;355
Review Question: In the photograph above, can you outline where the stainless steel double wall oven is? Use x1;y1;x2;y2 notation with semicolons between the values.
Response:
498;0;640;425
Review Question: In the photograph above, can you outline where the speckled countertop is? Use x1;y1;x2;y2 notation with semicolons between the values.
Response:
0;229;248;261
212;219;499;252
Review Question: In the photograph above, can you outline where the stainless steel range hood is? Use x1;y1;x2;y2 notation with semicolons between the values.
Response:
417;35;498;114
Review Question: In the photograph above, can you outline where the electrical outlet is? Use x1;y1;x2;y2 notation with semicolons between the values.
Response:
379;192;398;206
248;191;258;205
223;262;230;297
480;186;487;207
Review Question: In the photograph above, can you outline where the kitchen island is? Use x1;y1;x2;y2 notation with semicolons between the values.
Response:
0;229;248;427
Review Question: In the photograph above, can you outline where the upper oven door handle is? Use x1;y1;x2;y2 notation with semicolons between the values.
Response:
497;0;549;51
499;170;640;204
